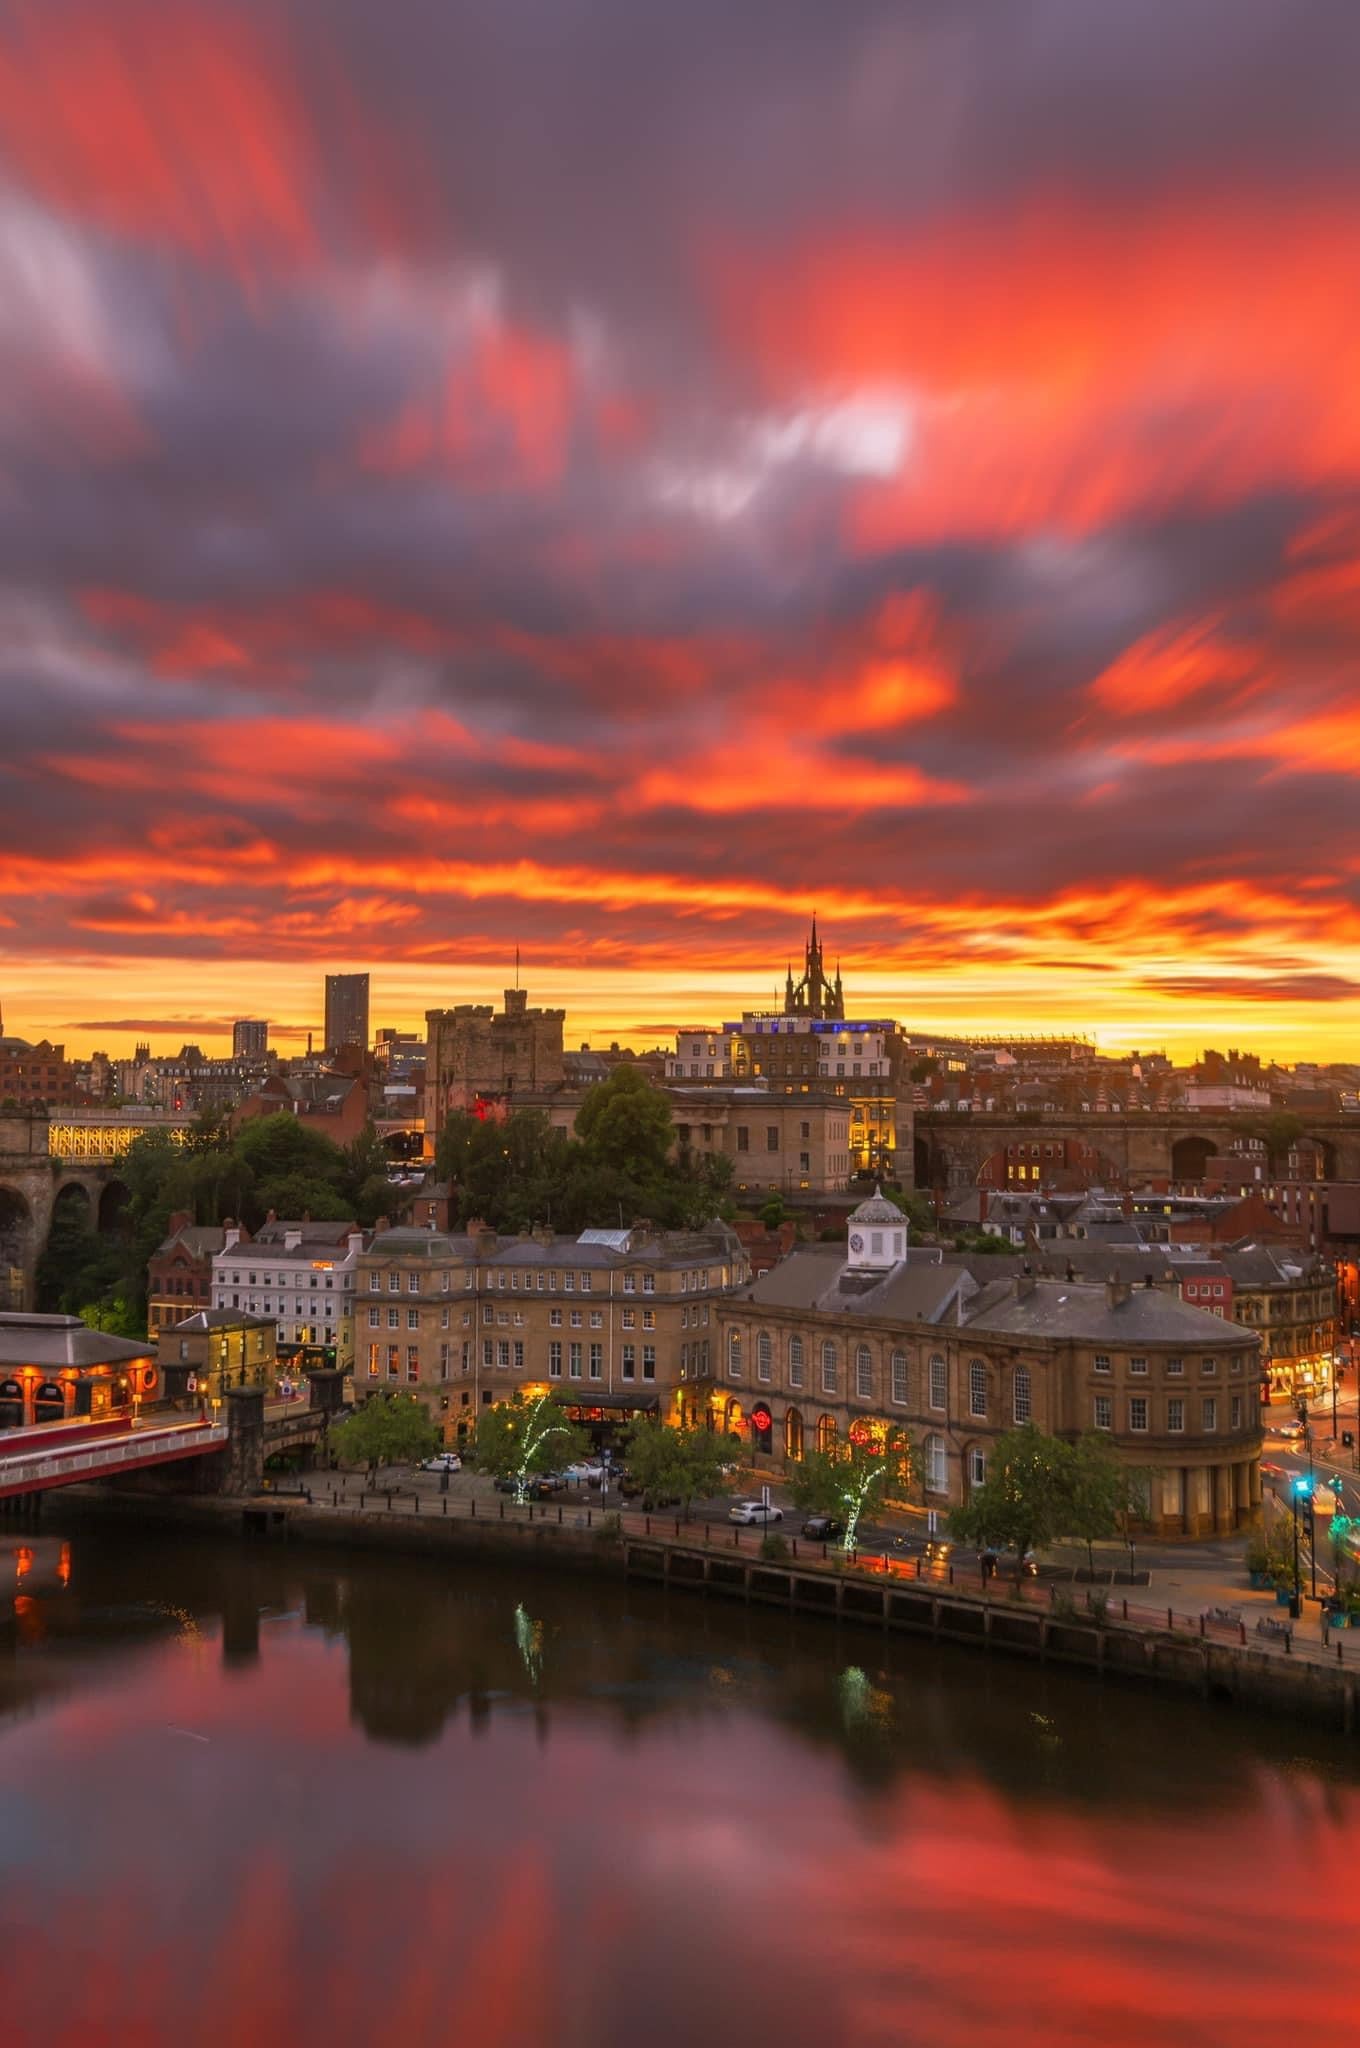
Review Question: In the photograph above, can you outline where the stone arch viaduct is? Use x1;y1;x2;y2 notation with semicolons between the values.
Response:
0;1111;191;1308
913;1110;1360;1195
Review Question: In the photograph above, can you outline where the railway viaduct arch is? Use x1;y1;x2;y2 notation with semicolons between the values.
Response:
913;1111;1360;1194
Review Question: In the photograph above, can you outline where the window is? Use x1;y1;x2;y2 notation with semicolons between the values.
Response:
569;1343;582;1380
789;1335;805;1389
407;1346;420;1382
368;1344;380;1378
482;1339;493;1368
1202;1396;1217;1432
387;1306;399;1329
1231;1394;1243;1430
1129;1355;1148;1376
728;1331;743;1378
1166;1355;1183;1376
642;1310;655;1330
621;1308;635;1329
549;1341;562;1379
643;1346;656;1381
388;1272;400;1293
1167;1398;1184;1432
736;1126;749;1152
580;1274;592;1294
1093;1352;1111;1373
570;1309;582;1328
407;1308;419;1330
968;1361;987;1418
368;1272;381;1292
563;1272;574;1292
513;1340;524;1371
821;1341;837;1394
407;1272;420;1294
622;1345;635;1380
856;1345;872;1399
589;1344;603;1381
968;1447;986;1487
439;1343;450;1380
1200;1356;1218;1377
387;1345;400;1378
623;1273;636;1294
1094;1393;1113;1430
368;1306;381;1329
766;1126;779;1152
929;1354;947;1410
925;1435;948;1492
757;1331;773;1382
891;1350;908;1405
440;1306;450;1330
497;1340;509;1369
550;1307;562;1327
642;1273;655;1294
589;1310;603;1330
1129;1396;1148;1431
1013;1366;1032;1423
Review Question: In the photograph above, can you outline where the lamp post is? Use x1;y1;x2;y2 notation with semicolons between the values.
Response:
1290;1474;1311;1617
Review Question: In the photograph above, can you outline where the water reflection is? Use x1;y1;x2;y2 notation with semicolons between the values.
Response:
1;1517;1358;2048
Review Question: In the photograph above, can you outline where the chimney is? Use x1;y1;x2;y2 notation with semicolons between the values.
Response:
284;1229;302;1250
1105;1274;1131;1310
224;1225;241;1249
1144;1272;1155;1288
168;1209;192;1235
348;1231;365;1255
266;1208;277;1225
374;1214;389;1233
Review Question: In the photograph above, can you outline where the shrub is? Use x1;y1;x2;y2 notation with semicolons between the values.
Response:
759;1532;790;1562
595;1510;623;1544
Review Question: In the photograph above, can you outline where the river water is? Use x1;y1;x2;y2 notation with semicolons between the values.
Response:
2;1516;1358;2048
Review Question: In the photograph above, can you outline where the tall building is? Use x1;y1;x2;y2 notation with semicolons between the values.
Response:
232;1019;268;1058
324;973;370;1056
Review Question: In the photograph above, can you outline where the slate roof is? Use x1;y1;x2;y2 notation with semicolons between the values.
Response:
848;1187;906;1226
961;1278;1254;1349
0;1312;151;1368
166;1309;276;1333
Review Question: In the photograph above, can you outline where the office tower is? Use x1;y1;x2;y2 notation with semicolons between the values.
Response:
324;973;370;1056
232;1019;268;1059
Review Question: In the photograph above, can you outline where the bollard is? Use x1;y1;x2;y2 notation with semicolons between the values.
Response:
586;1509;592;1529
1339;1642;1345;1663
948;1563;954;1585
674;1517;681;1539
442;1497;447;1516
414;1494;420;1513
1167;1607;1173;1630
704;1521;709;1546
792;1539;798;1561
1123;1599;1128;1621
529;1504;534;1522
1239;1621;1246;1646
471;1497;476;1518
1198;1614;1205;1638
1285;1629;1293;1654
645;1516;651;1537
499;1500;504;1520
386;1491;392;1511
733;1524;739;1547
558;1506;563;1526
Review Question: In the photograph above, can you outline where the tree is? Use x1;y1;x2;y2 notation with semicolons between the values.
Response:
328;1394;440;1478
788;1425;915;1554
948;1423;1073;1576
575;1065;673;1180
621;1419;735;1517
1065;1431;1126;1576
472;1394;590;1504
758;1197;786;1231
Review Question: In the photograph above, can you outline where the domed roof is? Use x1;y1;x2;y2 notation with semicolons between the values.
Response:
848;1186;906;1226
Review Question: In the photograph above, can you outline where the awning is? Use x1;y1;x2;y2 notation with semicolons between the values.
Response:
552;1394;659;1418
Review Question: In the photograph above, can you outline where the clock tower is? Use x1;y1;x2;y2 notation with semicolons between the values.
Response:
846;1188;907;1271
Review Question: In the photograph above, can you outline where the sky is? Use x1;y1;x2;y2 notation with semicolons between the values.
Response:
2;0;1360;1063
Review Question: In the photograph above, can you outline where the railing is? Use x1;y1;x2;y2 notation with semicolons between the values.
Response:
0;1421;228;1489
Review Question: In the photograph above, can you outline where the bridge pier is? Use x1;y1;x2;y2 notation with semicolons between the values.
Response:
224;1386;266;1495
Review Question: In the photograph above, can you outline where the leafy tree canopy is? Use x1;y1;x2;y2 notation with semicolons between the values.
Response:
948;1423;1078;1571
472;1394;591;1502
328;1394;441;1475
621;1418;734;1516
788;1427;915;1552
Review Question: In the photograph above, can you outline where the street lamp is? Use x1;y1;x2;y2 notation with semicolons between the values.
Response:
1290;1474;1311;1618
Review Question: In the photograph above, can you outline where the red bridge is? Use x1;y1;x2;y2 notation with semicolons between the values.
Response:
0;1414;229;1501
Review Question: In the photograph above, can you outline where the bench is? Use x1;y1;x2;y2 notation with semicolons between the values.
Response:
1255;1616;1290;1640
1202;1605;1242;1627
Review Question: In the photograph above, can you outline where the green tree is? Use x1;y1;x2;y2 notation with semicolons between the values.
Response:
328;1394;440;1478
575;1065;673;1179
1064;1431;1127;1575
949;1424;1074;1576
788;1426;916;1554
621;1419;735;1517
472;1394;590;1504
341;1124;398;1228
758;1197;786;1231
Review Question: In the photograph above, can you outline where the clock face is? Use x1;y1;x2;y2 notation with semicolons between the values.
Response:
848;1232;864;1253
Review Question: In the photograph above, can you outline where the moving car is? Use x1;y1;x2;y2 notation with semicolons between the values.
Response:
728;1498;784;1525
1273;1419;1305;1440
801;1514;844;1541
420;1452;462;1473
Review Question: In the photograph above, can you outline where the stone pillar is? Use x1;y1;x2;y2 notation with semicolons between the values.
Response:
304;1367;346;1422
223;1386;265;1495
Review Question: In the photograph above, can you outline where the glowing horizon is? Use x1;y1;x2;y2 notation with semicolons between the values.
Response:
2;2;1359;1071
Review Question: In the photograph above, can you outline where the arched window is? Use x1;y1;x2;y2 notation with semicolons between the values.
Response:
855;1344;873;1399
820;1341;838;1394
924;1434;948;1493
725;1398;744;1439
929;1353;947;1410
1013;1366;1032;1423
728;1330;743;1379
757;1330;773;1382
784;1407;804;1461
788;1335;805;1389
816;1412;838;1454
890;1349;908;1405
969;1359;988;1418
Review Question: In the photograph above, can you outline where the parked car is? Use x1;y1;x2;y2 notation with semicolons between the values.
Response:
616;1471;644;1499
564;1460;605;1485
493;1474;521;1494
420;1452;462;1473
802;1514;844;1541
729;1498;784;1525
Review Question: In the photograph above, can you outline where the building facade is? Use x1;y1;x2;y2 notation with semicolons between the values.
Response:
160;1308;277;1401
147;1213;233;1339
0;1312;157;1430
715;1192;1262;1539
232;1020;269;1058
425;985;565;1128
730;1015;910;1177
324;972;370;1056
352;1220;748;1445
210;1221;364;1372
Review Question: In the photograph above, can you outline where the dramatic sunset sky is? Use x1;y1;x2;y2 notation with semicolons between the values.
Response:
2;0;1359;1060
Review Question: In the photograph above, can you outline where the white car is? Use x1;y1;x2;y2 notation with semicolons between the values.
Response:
564;1460;605;1484
420;1452;462;1473
728;1498;783;1525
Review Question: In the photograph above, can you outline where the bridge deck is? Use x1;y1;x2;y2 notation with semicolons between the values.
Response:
0;1418;229;1500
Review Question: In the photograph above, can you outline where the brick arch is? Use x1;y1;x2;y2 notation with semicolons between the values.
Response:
0;1183;35;1300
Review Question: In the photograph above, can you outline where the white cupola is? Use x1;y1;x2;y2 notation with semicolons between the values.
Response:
846;1187;908;1270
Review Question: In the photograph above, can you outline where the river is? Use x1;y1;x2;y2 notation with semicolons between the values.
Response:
2;1514;1357;2048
